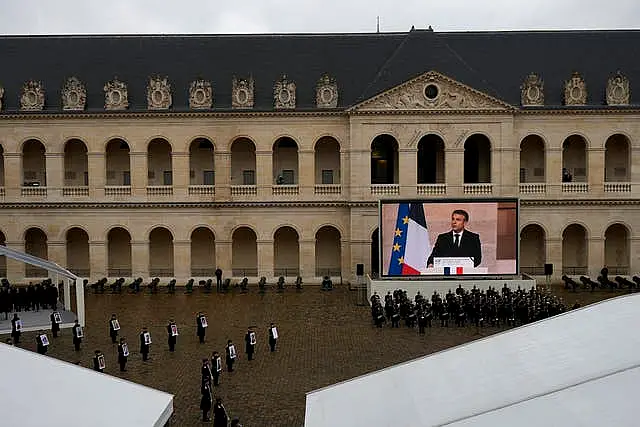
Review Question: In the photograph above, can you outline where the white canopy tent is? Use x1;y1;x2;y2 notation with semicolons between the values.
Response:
0;343;173;426
0;245;85;328
305;294;640;427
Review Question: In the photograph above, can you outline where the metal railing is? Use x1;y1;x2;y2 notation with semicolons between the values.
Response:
273;268;300;277
562;266;588;275
231;268;258;277
315;268;342;277
107;268;132;277
520;266;546;275
191;268;216;277
149;268;174;277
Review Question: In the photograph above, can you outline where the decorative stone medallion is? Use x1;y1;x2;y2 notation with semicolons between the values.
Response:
274;75;296;109
0;85;4;111
520;73;544;106
606;71;630;106
62;77;87;111
564;71;587;105
104;78;129;110
147;75;172;110
20;80;45;111
232;76;254;109
316;74;338;108
189;79;213;109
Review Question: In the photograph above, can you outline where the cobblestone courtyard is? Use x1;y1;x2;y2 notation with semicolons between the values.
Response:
4;284;620;426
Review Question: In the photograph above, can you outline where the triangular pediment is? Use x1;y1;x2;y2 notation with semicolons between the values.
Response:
349;71;514;112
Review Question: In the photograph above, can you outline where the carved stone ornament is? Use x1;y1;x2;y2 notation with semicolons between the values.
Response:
316;74;338;108
189;79;213;109
606;71;630;106
274;75;296;109
520;73;544;106
564;72;587;105
147;76;172;110
61;77;87;111
104;78;129;110
20;80;45;111
232;76;254;109
358;72;507;111
0;85;4;111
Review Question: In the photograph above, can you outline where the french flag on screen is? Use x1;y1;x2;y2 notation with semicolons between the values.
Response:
388;203;432;276
443;267;465;276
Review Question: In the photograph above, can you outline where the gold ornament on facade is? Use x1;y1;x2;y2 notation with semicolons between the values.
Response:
189;79;213;109
147;75;172;110
232;76;254;109
20;80;45;111
316;74;338;108
274;74;296;109
606;71;630;106
564;72;587;105
0;85;4;111
61;77;87;111
520;73;544;106
104;78;129;110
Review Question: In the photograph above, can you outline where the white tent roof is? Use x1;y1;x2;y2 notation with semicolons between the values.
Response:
0;244;78;280
305;294;640;427
0;343;173;427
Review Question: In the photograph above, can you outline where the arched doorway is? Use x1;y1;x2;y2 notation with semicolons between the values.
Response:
315;226;341;277
64;139;89;188
519;135;545;183
230;138;257;186
604;223;630;274
25;227;48;277
147;138;173;186
272;137;299;185
370;135;399;184
314;136;341;185
66;227;90;277
231;227;258;276
604;134;630;182
149;227;174;276
464;134;491;183
519;224;546;275
22;139;47;186
562;224;588;275
0;230;6;277
107;227;132;277
189;138;215;186
191;227;216;276
562;135;587;182
105;139;131;186
274;226;300;276
417;134;445;184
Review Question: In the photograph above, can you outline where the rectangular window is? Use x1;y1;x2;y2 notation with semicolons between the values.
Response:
203;170;215;185
84;172;89;186
322;169;334;184
242;170;255;185
163;171;173;186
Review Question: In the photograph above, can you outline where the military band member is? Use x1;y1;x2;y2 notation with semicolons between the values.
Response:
225;339;237;372
167;319;178;352
201;359;213;386
50;311;61;338
200;377;213;422
245;327;257;361
72;319;83;351
196;312;208;343
140;327;152;361
109;314;120;344
211;351;222;386
118;337;129;372
93;350;106;373
11;313;22;344
36;331;49;355
268;322;278;352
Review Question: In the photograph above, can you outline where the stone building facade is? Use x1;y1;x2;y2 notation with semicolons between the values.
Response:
0;29;639;283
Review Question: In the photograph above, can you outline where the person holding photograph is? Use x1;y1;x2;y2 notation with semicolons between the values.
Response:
109;314;119;344
93;350;105;373
36;331;48;355
11;313;21;345
166;319;178;352
140;327;151;361
72;319;83;351
50;311;60;338
117;337;129;372
427;209;482;268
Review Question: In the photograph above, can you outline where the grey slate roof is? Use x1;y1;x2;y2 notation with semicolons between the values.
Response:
0;28;639;113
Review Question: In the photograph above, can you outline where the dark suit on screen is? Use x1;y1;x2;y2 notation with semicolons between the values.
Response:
427;230;482;268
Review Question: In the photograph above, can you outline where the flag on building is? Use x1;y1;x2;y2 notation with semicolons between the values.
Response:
388;203;431;276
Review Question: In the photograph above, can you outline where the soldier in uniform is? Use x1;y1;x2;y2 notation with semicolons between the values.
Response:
201;358;213;385
166;319;178;352
117;337;129;372
268;322;278;352
50;311;61;338
93;350;105;373
211;351;222;386
245;327;256;361
11;313;21;344
200;377;213;422
196;312;207;343
225;339;237;372
139;327;151;361
72;319;83;351
213;397;229;427
36;331;48;355
109;314;120;343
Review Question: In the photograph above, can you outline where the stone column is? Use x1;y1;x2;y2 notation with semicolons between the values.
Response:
4;153;21;200
299;238;315;279
298;149;314;198
340;238;350;284
5;240;25;283
47;240;65;269
171;152;189;198
45;152;64;200
87;152;105;198
131;240;149;279
256;150;273;198
130;151;148;198
546;147;562;198
214;151;231;200
545;237;562;282
499;147;519;197
399;147;417;197
173;240;190;282
445;148;464;197
339;149;350;198
215;239;232;277
588;148;605;196
257;239;274;279
588;237;605;278
89;240;107;279
630;237;640;276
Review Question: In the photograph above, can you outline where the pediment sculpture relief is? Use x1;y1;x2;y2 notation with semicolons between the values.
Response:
189;79;213;109
104;78;129;110
232;76;254;109
62;77;87;111
0;85;4;111
520;73;544;106
606;71;630;106
316;74;338;108
274;75;296;109
564;72;587;105
20;80;45;111
355;71;510;111
147;75;172;110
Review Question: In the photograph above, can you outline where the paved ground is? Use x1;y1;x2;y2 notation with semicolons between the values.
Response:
2;283;625;426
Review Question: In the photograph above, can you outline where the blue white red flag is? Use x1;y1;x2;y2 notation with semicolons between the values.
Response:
388;203;431;275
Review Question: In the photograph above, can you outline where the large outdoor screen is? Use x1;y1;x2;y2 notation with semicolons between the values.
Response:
380;198;519;277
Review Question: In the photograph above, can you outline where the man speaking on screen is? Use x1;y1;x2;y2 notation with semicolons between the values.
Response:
427;209;482;268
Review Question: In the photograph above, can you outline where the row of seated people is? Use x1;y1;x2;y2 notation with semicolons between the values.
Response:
562;267;640;292
87;275;324;294
0;278;60;319
370;285;573;330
